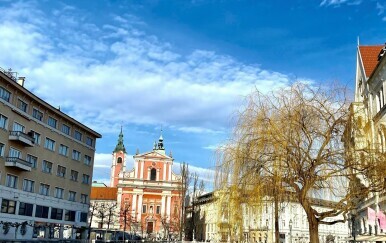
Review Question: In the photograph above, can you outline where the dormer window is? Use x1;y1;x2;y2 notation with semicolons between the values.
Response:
150;168;156;181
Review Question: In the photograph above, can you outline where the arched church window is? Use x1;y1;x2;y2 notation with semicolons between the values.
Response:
150;168;157;181
117;157;122;163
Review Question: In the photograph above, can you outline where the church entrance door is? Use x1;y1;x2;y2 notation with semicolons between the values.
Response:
147;222;154;234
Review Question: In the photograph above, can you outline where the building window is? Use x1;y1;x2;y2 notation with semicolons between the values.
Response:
59;144;68;156
42;160;52;173
84;155;92;165
44;137;55;151
54;187;64;199
12;122;25;132
57;165;66;178
51;208;63;220
0;143;4;157
65;210;76;221
6;174;18;188
72;150;81;161
19;202;33;216
80;212;88;222
142;205;147;213
117;157;122;163
47;116;57;128
32;131;41;145
70;170;78;181
32;108;43;121
61;124;70;135
150;168;157;181
81;194;88;204
82;174;90;184
68;191;76;201
86;137;93;146
74;130;82;141
35;205;49;218
1;199;16;214
156;205;161;214
39;183;50;196
0;114;8;129
9;147;21;158
22;179;35;192
17;98;28;112
0;86;11;102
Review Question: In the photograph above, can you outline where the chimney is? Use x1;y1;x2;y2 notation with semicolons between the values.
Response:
17;77;25;87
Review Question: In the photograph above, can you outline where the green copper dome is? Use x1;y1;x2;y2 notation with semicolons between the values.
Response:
113;127;126;153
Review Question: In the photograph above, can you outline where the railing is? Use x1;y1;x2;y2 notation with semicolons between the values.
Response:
6;156;32;167
0;66;17;81
9;130;35;143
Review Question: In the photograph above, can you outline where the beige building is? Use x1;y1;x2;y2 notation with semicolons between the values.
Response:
192;191;348;243
346;43;386;241
0;68;101;240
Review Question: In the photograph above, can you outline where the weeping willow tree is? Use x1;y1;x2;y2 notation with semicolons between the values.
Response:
216;82;384;243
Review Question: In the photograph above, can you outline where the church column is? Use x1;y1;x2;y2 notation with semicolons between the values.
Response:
140;160;144;179
137;194;143;222
163;163;167;181
161;195;166;216
166;196;172;219
132;194;137;218
168;163;172;181
117;188;123;228
135;160;138;178
147;168;151;180
157;168;160;181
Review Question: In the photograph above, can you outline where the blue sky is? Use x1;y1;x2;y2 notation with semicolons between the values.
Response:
0;0;385;187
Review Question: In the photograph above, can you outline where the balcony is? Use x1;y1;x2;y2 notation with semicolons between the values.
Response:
5;157;32;171
9;131;35;147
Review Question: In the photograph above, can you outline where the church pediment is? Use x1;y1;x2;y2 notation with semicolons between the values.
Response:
134;151;172;160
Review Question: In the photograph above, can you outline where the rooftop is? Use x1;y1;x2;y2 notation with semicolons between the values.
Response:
358;45;384;78
90;187;117;200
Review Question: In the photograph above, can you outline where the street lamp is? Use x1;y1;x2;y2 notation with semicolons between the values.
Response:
289;219;293;243
265;219;269;243
351;210;357;243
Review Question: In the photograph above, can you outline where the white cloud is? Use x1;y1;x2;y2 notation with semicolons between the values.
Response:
320;0;362;6
0;1;296;136
378;2;386;15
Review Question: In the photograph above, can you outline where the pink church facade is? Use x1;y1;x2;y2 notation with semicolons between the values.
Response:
110;130;182;239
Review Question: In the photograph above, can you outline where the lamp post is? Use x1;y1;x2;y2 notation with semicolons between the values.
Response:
351;210;356;243
289;219;293;243
265;219;269;243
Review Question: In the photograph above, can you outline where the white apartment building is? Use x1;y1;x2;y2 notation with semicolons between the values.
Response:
193;192;349;243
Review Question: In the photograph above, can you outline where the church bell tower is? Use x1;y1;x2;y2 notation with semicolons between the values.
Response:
110;127;126;187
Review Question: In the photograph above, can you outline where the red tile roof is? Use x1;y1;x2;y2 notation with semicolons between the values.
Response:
359;45;384;77
90;187;117;200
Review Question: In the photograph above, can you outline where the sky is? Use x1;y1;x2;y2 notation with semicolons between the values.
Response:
0;0;386;188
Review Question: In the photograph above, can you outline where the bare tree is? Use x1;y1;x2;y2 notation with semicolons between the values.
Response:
88;202;98;239
191;172;205;241
120;202;132;234
216;83;384;243
105;202;118;229
179;162;190;240
96;203;108;229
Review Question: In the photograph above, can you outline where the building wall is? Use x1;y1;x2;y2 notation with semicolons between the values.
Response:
193;193;349;243
348;45;386;238
111;145;182;239
0;70;101;239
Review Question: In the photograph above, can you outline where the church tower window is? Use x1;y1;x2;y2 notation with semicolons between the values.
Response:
150;168;157;181
117;157;122;164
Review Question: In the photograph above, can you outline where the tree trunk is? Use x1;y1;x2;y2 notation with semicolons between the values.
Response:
274;192;280;243
305;210;319;243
